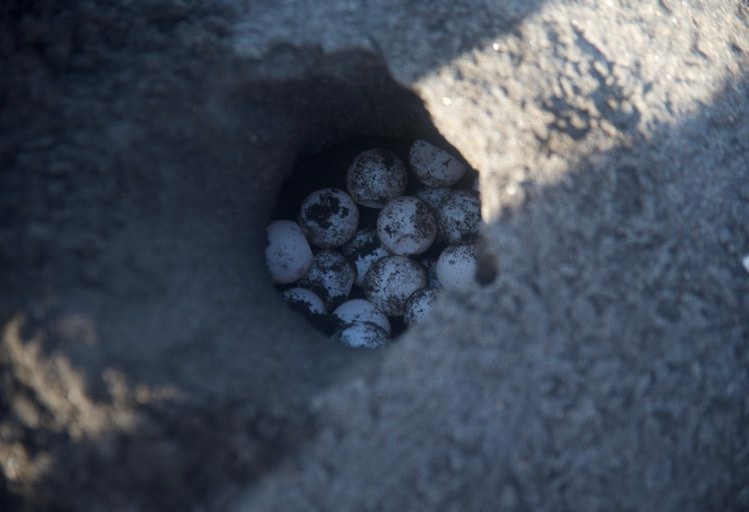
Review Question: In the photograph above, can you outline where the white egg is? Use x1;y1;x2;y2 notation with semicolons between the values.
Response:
298;188;359;248
281;287;326;316
332;321;389;349
346;149;408;208
299;250;355;308
409;140;466;187
377;196;437;256
333;299;391;335
415;186;451;209
403;288;438;327
364;255;427;316
340;229;390;287
265;220;314;284
436;190;481;244
436;244;477;291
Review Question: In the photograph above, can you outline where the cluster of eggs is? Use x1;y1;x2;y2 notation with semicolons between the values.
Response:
265;140;481;348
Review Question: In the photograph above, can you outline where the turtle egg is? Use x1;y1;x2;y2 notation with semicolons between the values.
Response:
333;299;391;335
299;250;355;309
436;190;481;244
377;196;437;256
364;255;427;316
409;140;466;187
346;149;408;208
298;188;359;248
436;244;477;291
333;321;389;349
403;288;438;327
265;220;313;284
340;229;390;287
282;287;326;317
415;186;451;209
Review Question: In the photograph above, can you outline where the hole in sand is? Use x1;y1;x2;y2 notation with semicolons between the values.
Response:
266;134;485;348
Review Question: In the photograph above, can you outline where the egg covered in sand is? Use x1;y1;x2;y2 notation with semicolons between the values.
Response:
409;140;466;187
282;287;326;317
333;321;390;348
403;288;438;327
340;229;390;287
265;220;313;284
364;255;427;316
333;299;391;335
299;250;355;308
299;188;359;248
377;196;437;256
436;190;481;244
346;149;408;208
436;244;477;291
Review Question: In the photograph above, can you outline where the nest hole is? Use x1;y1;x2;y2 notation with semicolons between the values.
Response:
252;51;492;348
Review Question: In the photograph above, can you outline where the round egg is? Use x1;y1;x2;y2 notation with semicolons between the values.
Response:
298;188;359;248
299;250;355;309
346;149;408;208
377;196;437;256
282;287;326;317
333;299;391;335
332;321;389;349
409;140;467;187
415;186;451;209
436;190;481;244
340;229;390;287
403;288;438;327
265;220;314;284
436;244;477;291
364;255;427;316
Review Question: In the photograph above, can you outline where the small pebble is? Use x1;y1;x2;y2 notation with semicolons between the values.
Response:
436;190;481;244
299;250;355;308
340;229;390;287
265;220;313;284
333;299;391;335
299;188;359;248
377;196;437;256
437;244;477;291
332;321;389;349
346;149;408;208
282;288;326;316
364;255;427;316
409;140;466;187
403;288;438;326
